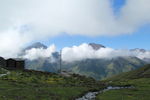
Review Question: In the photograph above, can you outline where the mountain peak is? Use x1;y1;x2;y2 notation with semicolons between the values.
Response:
130;48;146;53
25;42;47;51
89;43;105;50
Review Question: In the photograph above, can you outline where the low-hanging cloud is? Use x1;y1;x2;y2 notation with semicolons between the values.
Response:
20;43;150;62
62;43;150;62
0;0;150;57
22;44;56;60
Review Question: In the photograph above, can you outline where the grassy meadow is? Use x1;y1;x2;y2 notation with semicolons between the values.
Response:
0;69;104;100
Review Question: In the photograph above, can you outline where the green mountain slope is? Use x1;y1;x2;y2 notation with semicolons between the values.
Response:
25;58;58;72
63;57;146;80
105;64;150;81
25;56;146;80
96;64;150;100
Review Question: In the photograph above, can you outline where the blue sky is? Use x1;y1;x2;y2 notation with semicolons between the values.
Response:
41;0;150;50
43;25;150;50
111;0;126;14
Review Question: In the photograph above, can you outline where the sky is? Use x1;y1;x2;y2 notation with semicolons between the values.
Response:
41;0;150;50
43;25;150;50
0;0;150;58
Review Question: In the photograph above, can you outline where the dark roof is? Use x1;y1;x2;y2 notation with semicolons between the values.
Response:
0;57;5;60
7;58;16;61
7;58;24;61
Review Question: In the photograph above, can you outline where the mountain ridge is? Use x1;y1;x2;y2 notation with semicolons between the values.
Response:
88;43;105;50
24;42;47;51
22;42;149;80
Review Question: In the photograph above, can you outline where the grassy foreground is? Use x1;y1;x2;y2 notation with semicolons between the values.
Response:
96;78;150;100
96;64;150;100
0;69;104;100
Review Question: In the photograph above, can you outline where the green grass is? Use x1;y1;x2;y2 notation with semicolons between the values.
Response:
96;78;150;100
0;69;104;100
0;67;8;74
104;64;150;81
96;64;150;100
0;80;89;100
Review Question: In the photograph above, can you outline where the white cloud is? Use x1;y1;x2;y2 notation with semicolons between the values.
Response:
0;0;150;57
21;43;150;62
132;50;150;60
0;29;31;58
62;43;150;62
117;0;150;33
22;44;56;60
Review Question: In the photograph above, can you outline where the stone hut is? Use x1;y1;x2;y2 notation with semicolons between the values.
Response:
6;59;16;68
0;57;6;67
6;58;25;69
16;60;25;69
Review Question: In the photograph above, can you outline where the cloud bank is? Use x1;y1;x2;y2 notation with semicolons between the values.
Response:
0;0;150;57
22;44;56;60
21;43;150;63
62;43;150;62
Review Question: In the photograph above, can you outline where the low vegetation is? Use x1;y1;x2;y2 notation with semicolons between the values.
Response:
0;68;104;100
0;67;8;74
96;64;150;100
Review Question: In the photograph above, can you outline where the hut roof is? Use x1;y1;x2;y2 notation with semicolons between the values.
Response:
7;58;24;61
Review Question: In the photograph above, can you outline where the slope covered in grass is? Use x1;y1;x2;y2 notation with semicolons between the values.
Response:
105;64;150;81
0;68;104;100
0;67;8;74
63;57;146;80
96;64;150;100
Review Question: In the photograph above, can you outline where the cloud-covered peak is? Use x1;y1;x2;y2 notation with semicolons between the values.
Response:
22;44;56;60
20;42;150;63
62;43;150;62
24;42;47;51
89;43;105;50
130;48;146;53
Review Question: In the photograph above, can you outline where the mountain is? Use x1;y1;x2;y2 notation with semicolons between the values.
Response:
106;64;150;81
63;56;146;80
24;52;60;73
143;58;150;63
89;43;105;50
24;42;47;51
130;48;150;63
22;42;147;80
19;42;59;73
130;48;146;53
18;42;48;57
25;57;59;73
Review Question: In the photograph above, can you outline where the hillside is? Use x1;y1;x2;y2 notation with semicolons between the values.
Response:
0;67;104;100
25;58;59;72
105;64;150;81
63;57;146;80
25;55;146;80
20;42;147;80
96;64;150;100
